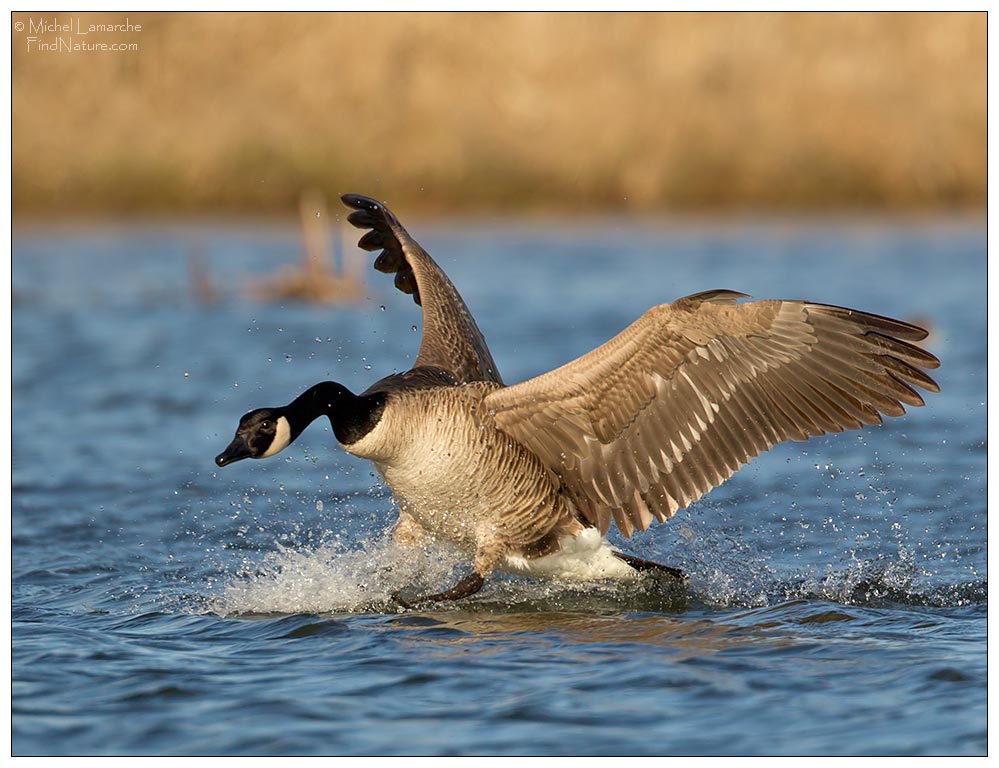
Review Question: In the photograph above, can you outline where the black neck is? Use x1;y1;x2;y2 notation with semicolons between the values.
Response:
285;382;386;446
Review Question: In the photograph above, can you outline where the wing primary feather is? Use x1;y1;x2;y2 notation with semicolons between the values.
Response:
879;355;940;393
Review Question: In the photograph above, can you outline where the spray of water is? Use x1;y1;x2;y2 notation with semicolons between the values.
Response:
206;534;467;616
189;493;984;616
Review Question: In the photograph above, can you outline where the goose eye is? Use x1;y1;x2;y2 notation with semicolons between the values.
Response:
260;420;271;430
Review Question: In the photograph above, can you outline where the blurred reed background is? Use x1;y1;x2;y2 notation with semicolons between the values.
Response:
11;11;986;217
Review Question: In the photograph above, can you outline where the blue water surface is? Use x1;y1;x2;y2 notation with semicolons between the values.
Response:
12;213;986;756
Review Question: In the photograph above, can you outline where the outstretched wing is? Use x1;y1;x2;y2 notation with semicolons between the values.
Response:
484;289;940;537
342;194;502;384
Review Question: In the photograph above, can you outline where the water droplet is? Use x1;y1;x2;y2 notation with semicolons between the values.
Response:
411;325;418;332
380;305;386;311
316;500;324;512
183;372;190;378
284;354;293;362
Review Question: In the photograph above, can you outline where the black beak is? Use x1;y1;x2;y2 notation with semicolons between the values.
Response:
216;435;253;467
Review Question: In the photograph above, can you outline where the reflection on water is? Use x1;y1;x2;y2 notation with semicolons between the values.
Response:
389;609;790;663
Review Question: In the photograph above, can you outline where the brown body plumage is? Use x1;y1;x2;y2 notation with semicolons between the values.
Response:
347;381;584;577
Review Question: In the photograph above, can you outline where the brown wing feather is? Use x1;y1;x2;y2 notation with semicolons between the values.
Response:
485;291;939;537
341;194;503;385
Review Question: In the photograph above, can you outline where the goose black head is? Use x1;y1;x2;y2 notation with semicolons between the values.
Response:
215;408;293;467
215;382;383;468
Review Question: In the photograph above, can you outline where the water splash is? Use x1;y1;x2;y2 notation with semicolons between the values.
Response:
199;528;984;617
636;501;986;610
206;534;466;616
189;484;985;618
789;553;987;608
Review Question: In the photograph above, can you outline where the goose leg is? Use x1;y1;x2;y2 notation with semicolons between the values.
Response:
392;571;485;609
612;550;687;582
391;541;503;609
421;572;486;602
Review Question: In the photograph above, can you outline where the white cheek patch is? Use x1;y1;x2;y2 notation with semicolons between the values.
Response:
260;416;292;458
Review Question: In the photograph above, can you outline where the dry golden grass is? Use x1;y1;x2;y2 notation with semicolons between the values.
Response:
11;11;986;215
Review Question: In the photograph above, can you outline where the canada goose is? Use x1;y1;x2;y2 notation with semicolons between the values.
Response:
216;193;940;605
